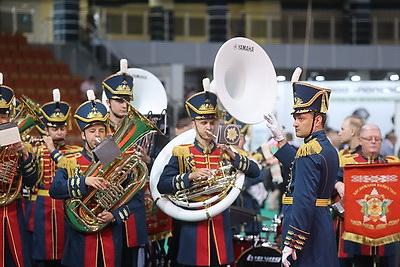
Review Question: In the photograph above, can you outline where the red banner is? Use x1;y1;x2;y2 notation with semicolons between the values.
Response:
343;163;400;246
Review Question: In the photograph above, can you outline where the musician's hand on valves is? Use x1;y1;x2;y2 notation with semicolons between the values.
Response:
135;145;151;164
282;246;297;267
85;177;110;190
188;168;212;182
42;135;56;153
218;144;235;159
264;114;285;142
97;211;114;224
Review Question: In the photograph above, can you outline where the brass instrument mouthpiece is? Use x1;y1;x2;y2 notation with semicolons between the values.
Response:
95;137;102;145
206;130;216;138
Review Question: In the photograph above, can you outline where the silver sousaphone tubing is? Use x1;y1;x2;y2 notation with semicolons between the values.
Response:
150;37;278;222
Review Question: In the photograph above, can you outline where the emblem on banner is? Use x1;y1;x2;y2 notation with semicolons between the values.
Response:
356;188;392;223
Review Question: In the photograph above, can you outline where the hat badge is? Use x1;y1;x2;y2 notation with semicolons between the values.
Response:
294;97;303;105
87;106;104;119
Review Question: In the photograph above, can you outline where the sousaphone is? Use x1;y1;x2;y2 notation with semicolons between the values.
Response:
150;37;278;222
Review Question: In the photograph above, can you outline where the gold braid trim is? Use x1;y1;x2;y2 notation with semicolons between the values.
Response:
295;138;322;158
342;231;400;246
57;156;78;178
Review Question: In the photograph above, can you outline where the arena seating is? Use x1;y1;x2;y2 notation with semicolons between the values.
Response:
0;32;84;143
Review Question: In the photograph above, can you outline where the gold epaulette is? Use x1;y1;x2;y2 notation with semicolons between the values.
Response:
172;144;192;158
340;153;358;165
295;138;322;158
57;153;78;178
386;155;400;163
172;144;193;173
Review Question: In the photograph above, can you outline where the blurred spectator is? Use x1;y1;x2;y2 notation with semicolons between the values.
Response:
174;117;192;136
352;107;370;122
326;126;341;151
80;75;97;101
380;131;397;156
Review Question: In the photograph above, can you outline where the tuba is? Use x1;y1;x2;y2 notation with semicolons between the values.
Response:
0;97;43;206
127;67;168;156
127;67;172;242
150;37;278;222
64;102;161;233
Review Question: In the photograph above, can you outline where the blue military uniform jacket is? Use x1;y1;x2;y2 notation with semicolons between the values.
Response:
158;139;260;266
275;130;339;266
49;148;147;267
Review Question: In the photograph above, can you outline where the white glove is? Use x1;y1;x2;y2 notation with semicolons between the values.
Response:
264;114;284;142
282;246;297;267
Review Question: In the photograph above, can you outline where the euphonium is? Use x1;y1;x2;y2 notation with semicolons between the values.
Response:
64;103;160;233
0;97;43;206
13;96;43;138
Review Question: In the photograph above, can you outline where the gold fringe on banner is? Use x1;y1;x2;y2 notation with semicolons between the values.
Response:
342;231;400;246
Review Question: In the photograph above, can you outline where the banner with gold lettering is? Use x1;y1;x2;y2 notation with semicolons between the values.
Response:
342;163;400;246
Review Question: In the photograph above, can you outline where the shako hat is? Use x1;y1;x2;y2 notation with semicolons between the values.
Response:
0;73;15;114
185;91;219;120
41;88;71;128
292;82;331;114
74;90;109;131
102;59;134;101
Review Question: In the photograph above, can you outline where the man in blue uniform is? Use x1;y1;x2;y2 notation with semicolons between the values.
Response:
158;90;260;266
265;82;340;267
29;89;81;266
0;77;38;267
102;64;149;266
49;92;144;267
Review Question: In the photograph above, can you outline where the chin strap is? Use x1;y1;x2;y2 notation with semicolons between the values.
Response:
307;111;317;138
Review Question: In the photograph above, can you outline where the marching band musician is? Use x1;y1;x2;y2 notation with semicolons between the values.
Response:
265;79;340;266
49;91;141;266
158;90;260;267
102;61;149;267
335;124;399;267
0;76;38;267
28;89;81;266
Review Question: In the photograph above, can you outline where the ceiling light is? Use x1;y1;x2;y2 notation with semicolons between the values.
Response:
350;75;361;82
389;74;399;81
277;75;286;82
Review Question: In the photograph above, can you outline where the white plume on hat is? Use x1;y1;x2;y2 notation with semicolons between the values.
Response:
291;67;302;83
120;59;128;73
0;72;3;85
87;90;96;101
53;88;61;102
202;78;210;92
